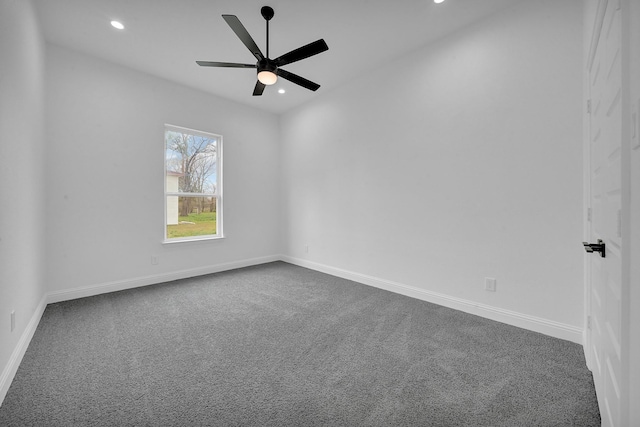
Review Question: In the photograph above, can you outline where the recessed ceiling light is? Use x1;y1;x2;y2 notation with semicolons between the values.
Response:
110;20;125;30
434;0;445;3
278;88;286;94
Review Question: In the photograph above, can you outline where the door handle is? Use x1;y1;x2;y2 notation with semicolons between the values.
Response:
583;239;605;257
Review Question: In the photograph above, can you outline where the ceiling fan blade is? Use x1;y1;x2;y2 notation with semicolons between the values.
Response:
253;81;266;96
277;68;320;91
222;15;264;61
274;39;329;67
196;61;256;68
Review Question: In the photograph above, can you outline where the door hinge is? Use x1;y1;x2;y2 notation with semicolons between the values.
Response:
587;315;592;330
587;99;592;114
587;207;592;222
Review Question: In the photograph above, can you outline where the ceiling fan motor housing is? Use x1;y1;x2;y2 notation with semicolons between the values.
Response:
258;58;277;74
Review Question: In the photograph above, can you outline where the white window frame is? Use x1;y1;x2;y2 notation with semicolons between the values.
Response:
164;124;223;243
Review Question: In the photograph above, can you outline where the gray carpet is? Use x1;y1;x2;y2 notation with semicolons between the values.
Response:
0;261;600;426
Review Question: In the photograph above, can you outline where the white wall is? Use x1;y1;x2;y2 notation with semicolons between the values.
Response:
44;45;282;297
0;0;47;402
280;0;584;333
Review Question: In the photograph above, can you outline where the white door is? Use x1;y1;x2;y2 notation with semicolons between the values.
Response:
586;1;623;426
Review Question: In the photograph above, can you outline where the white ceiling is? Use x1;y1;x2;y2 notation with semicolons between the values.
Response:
33;0;525;115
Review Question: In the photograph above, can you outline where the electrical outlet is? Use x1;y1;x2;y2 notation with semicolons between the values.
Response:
11;311;15;332
151;255;159;265
485;278;497;292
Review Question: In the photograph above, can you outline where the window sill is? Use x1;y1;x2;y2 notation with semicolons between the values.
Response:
163;234;225;245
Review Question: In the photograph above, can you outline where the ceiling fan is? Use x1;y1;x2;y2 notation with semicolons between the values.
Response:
196;6;329;96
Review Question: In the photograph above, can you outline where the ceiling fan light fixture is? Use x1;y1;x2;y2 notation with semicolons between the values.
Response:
258;70;278;85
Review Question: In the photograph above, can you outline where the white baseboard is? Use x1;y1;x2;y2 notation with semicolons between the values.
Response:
281;256;583;344
0;255;280;408
0;294;47;406
47;255;281;304
1;253;583;408
48;254;583;343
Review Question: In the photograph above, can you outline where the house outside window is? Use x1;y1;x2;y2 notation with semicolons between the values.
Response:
164;125;222;242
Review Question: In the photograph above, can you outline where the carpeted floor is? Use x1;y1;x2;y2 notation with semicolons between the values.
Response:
0;261;600;426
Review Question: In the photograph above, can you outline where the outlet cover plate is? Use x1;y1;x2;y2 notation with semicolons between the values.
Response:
485;278;497;292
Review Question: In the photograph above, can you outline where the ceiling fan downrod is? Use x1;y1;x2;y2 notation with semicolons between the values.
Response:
261;6;274;59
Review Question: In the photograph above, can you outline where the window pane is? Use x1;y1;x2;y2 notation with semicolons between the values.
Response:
165;130;218;194
166;196;217;239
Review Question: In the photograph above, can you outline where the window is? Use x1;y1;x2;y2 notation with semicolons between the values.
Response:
164;125;222;242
